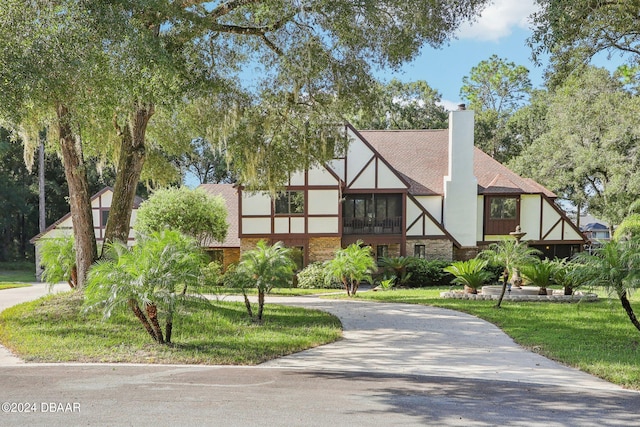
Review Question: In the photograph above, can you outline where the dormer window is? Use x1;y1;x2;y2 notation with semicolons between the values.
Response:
485;196;519;235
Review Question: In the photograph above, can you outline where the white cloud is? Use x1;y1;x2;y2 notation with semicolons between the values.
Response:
437;99;462;112
456;0;540;42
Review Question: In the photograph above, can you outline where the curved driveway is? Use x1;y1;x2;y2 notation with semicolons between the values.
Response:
0;284;638;426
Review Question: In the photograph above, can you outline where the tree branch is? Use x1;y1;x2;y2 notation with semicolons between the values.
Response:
209;0;264;19
181;0;210;7
261;34;283;56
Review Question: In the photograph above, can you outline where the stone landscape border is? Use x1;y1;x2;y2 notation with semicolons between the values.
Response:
440;291;599;302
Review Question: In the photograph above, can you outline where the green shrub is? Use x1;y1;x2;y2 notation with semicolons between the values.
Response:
484;262;506;284
297;262;341;289
378;256;413;286
198;261;223;292
405;259;453;287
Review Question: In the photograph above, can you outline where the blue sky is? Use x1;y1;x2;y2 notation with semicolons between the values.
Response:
375;0;543;110
375;0;629;111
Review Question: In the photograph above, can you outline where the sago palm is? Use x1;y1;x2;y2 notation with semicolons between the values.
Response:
443;258;492;293
379;256;413;287
520;259;555;295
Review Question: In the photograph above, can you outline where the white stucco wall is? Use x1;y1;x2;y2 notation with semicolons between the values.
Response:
413;196;442;222
290;217;305;233
377;160;406;189
242;192;271;216
307;217;338;234
520;195;542;241
308;190;339;215
325;158;345;182
242;217;271;234
345;130;374;185
289;171;305;186
542;200;562;240
274;217;289;234
350;160;376;189
308;165;338;186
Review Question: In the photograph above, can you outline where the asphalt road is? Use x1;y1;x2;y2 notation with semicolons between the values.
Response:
0;285;638;426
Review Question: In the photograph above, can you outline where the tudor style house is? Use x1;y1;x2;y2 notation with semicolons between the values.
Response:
30;187;142;280
202;108;586;267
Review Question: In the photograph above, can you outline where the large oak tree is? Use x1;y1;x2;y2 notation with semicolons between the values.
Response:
530;0;640;86
511;67;640;226
0;0;490;287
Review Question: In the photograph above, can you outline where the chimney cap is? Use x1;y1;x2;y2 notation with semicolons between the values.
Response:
457;103;466;111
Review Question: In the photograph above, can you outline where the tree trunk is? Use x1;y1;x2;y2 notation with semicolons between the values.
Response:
619;292;640;333
165;312;173;344
494;270;509;309
103;103;154;250
257;290;265;321
342;278;350;296
242;289;253;318
57;103;97;289
146;303;165;344
68;265;78;289
38;140;46;233
129;299;157;342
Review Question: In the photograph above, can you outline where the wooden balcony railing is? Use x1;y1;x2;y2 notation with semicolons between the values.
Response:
342;216;402;235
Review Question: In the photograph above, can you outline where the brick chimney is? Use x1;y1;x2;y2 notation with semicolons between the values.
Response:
442;107;478;247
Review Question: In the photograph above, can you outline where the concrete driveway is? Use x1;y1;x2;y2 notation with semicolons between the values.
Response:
0;284;638;426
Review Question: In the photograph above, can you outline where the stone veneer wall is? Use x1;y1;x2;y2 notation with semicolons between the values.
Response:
380;243;401;258
309;237;342;263
240;238;264;255
406;239;453;261
223;248;241;270
453;246;479;261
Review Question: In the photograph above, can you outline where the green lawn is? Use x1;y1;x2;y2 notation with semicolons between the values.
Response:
0;262;35;283
0;291;342;365
349;287;640;390
0;283;31;290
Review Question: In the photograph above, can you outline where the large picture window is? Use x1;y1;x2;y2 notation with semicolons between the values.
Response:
275;191;304;214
